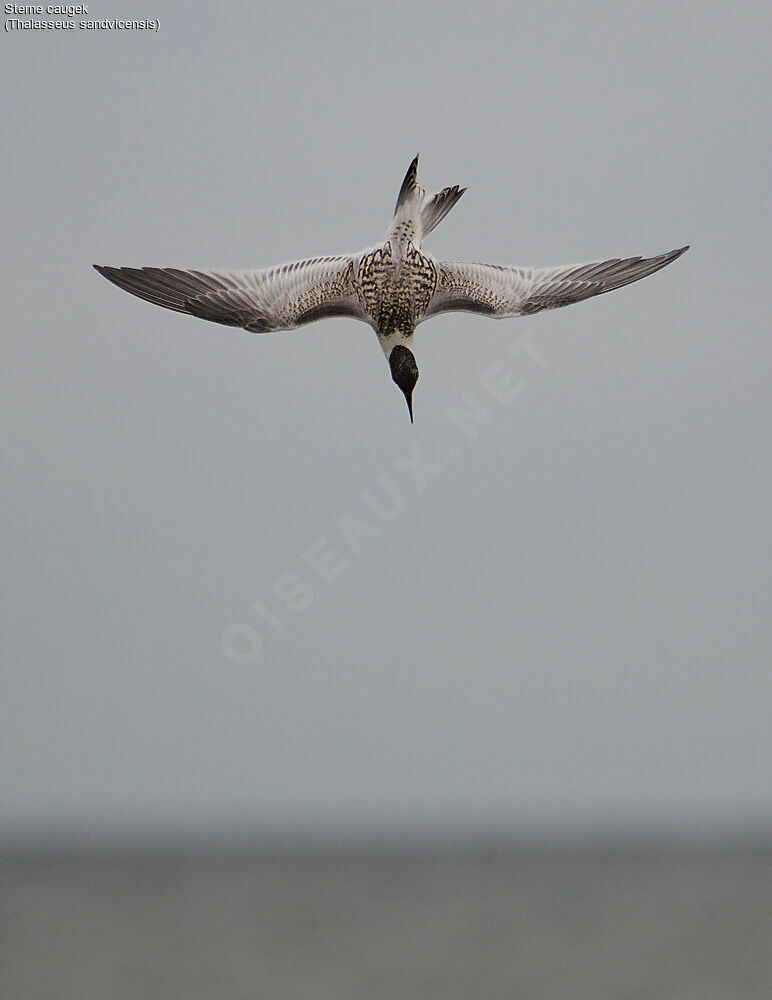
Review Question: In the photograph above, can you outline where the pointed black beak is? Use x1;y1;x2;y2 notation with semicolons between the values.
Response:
389;345;419;425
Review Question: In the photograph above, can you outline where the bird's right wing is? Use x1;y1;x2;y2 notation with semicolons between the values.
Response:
94;254;368;333
423;247;689;320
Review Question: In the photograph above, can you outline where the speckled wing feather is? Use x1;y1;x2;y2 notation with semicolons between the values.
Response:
424;246;689;320
94;255;366;333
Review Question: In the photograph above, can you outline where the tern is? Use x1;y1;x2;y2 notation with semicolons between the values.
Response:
95;156;688;421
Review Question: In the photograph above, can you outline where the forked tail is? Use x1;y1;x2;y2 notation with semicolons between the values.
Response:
393;155;465;241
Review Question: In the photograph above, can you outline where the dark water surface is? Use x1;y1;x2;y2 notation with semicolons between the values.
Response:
2;848;770;999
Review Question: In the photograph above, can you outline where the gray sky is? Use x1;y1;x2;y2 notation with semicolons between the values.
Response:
2;0;771;847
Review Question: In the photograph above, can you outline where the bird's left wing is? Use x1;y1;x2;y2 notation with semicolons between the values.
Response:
94;255;367;333
423;247;688;320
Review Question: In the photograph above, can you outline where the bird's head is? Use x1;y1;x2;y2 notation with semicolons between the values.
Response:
389;345;419;422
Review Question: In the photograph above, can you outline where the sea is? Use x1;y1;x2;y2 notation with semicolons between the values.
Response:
2;846;770;999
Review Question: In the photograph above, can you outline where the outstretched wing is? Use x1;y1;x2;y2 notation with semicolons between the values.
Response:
94;255;367;333
423;246;689;320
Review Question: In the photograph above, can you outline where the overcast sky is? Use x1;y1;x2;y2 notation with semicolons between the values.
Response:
2;0;771;847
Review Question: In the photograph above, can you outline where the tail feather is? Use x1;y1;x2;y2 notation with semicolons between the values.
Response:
394;155;423;216
420;185;466;238
393;157;466;240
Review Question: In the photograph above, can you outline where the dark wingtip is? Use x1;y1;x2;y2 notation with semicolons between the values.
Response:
407;394;414;423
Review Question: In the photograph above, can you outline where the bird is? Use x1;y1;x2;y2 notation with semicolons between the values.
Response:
94;156;688;422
